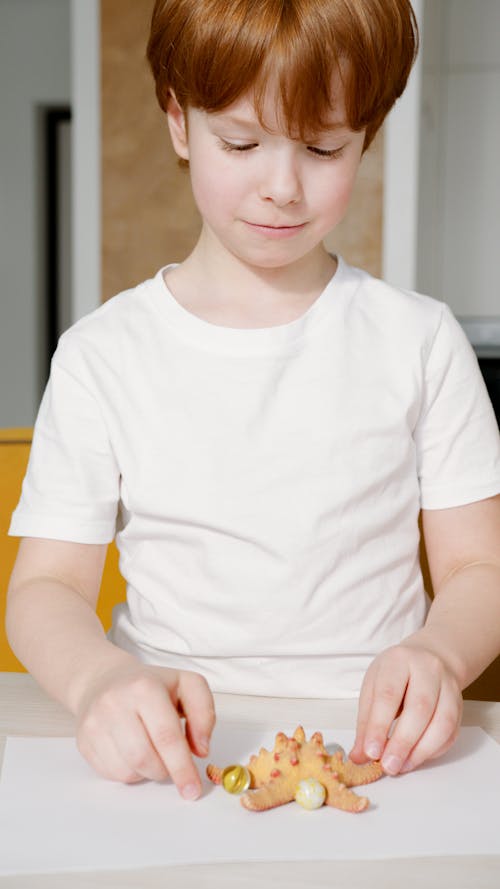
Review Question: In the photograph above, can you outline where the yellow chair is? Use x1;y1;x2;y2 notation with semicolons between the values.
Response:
0;428;126;671
1;428;498;698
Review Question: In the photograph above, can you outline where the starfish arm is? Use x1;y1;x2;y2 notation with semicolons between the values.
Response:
321;773;370;813
206;763;223;784
240;776;294;811
293;726;306;744
337;759;384;787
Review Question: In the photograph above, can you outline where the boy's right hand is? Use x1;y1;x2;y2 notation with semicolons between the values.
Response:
75;662;216;800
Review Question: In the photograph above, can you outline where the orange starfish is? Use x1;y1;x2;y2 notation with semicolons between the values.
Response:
207;726;384;813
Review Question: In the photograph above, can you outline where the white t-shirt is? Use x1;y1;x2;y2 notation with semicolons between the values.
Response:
9;257;500;697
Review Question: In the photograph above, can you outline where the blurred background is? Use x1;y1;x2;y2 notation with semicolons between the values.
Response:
0;0;499;427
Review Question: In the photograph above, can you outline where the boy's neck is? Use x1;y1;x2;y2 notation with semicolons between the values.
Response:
163;237;337;329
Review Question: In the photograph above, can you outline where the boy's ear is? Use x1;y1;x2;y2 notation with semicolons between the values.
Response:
166;90;189;161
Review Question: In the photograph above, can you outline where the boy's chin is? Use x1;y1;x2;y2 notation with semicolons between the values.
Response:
226;242;322;271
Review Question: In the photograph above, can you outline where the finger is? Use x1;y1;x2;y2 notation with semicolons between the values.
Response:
139;685;203;800
380;672;440;775
77;731;143;784
399;686;463;773
350;668;376;763
360;656;410;764
178;671;216;758
111;712;171;782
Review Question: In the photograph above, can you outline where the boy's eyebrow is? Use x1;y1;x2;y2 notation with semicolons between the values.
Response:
209;114;265;129
210;113;349;133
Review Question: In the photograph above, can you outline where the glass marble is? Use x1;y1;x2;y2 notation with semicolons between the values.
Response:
295;777;326;810
325;742;346;760
221;764;251;794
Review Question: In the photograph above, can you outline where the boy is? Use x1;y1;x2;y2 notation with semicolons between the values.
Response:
6;0;500;803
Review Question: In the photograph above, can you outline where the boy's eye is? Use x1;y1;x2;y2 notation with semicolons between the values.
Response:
217;139;345;160
307;146;345;160
218;139;257;152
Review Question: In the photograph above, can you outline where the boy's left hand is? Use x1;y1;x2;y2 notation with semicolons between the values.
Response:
349;639;463;775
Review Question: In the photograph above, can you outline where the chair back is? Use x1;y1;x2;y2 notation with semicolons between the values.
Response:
0;428;125;671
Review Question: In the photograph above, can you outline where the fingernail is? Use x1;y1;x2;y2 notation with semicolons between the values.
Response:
382;754;402;775
400;760;413;774
365;741;381;760
199;736;210;755
181;783;200;800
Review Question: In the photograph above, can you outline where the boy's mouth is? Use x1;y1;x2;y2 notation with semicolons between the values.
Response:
244;221;307;237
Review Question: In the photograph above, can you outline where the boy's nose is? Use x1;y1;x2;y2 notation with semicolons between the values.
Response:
257;154;303;207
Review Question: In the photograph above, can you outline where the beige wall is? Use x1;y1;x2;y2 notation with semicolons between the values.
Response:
101;0;383;302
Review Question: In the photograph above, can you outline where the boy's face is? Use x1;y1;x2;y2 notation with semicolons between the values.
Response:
167;82;365;271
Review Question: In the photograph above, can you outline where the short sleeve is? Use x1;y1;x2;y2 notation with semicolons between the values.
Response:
415;303;500;509
9;335;120;543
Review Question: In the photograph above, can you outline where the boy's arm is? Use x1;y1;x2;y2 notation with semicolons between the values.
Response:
6;538;215;797
350;494;500;774
6;538;117;710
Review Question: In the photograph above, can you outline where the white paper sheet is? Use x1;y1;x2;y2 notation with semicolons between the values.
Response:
0;725;498;875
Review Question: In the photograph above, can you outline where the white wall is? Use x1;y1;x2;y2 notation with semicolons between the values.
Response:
382;0;423;293
70;0;101;325
417;0;500;351
0;0;71;426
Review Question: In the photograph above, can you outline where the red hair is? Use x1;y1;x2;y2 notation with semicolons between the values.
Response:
147;0;418;151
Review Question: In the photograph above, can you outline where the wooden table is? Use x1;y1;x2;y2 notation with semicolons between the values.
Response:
1;672;499;888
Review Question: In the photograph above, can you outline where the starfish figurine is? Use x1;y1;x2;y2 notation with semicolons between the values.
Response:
207;726;384;813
